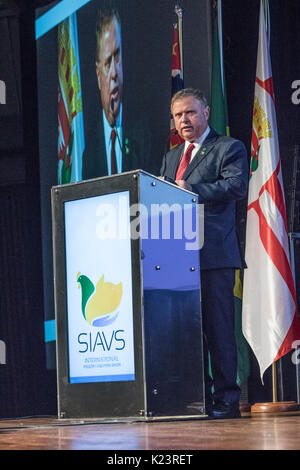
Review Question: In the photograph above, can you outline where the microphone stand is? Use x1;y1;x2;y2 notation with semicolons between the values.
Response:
161;129;179;185
111;98;123;153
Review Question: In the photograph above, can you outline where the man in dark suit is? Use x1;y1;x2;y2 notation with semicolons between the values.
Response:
83;6;149;180
160;88;249;419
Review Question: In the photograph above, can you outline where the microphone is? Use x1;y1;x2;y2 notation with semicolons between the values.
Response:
161;129;179;185
164;129;178;154
111;98;123;152
110;97;116;126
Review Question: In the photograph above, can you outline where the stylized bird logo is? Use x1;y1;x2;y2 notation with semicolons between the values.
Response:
77;273;123;326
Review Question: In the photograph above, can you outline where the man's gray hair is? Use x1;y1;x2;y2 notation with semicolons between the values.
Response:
95;6;121;60
171;88;208;112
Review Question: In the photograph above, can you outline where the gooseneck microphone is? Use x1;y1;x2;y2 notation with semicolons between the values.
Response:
161;129;179;185
110;98;123;151
164;129;178;154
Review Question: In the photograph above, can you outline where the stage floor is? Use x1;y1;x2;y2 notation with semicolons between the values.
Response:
1;412;300;450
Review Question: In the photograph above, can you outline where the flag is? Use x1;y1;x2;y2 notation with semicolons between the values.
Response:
242;0;300;381
170;17;184;149
234;270;250;386
209;0;229;136
209;0;250;386
58;12;85;184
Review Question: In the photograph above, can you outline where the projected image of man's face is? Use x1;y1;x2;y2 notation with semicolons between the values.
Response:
96;15;123;127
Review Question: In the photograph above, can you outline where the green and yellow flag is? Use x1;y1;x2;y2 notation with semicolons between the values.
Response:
209;1;229;137
209;0;250;387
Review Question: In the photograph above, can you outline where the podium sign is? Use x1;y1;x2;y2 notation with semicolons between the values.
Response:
64;190;135;385
51;170;206;420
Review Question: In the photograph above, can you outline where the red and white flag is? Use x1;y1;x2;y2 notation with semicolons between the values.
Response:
170;8;184;150
242;0;300;380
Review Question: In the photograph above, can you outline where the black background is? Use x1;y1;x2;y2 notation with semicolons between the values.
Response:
0;0;300;417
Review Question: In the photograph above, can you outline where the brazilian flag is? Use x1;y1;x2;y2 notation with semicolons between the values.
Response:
209;1;250;387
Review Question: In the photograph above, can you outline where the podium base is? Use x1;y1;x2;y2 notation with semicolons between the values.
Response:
251;401;299;414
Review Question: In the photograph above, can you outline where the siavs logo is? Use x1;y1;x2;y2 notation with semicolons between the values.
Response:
78;330;125;353
77;273;122;327
76;273;125;353
0;80;6;104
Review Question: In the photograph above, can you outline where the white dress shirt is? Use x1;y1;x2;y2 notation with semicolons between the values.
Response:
183;125;211;162
103;104;123;174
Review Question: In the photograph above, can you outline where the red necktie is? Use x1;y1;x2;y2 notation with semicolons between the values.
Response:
175;143;195;180
110;129;117;174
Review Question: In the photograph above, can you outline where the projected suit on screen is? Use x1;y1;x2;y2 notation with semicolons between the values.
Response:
83;7;149;179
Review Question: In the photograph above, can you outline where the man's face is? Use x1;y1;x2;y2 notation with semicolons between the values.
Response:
96;17;123;126
172;96;210;142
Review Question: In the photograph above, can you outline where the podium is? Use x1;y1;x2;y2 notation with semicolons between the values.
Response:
51;170;206;420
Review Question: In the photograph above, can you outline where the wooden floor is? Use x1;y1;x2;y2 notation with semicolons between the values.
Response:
1;412;300;451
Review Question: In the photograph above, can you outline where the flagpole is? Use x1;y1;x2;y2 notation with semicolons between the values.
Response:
174;3;183;80
266;0;278;409
252;360;299;413
272;362;277;403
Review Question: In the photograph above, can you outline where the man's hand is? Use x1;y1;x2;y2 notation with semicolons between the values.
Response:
175;180;193;192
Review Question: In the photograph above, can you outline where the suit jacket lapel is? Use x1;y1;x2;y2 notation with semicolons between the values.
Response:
182;129;218;179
